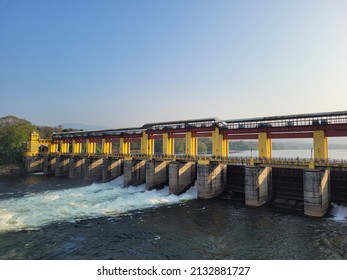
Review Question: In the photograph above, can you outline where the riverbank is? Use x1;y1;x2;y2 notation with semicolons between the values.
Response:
0;163;26;175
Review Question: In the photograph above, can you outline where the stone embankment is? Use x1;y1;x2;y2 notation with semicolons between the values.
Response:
0;163;26;175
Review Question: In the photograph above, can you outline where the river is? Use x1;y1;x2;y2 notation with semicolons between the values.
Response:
1;150;347;260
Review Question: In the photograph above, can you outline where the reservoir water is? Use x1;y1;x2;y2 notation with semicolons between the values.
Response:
1;150;347;260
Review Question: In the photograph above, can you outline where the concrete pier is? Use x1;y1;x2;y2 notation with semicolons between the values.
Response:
43;156;56;174
55;156;70;177
102;159;123;183
197;162;227;199
124;159;146;187
303;169;330;217
145;160;170;190
83;158;103;181
169;162;196;195
245;166;272;207
69;157;85;179
23;156;43;173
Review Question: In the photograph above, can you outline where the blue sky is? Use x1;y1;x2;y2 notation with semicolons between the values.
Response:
1;0;346;128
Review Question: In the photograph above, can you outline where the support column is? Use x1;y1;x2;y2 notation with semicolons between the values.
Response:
68;157;85;179
23;156;43;173
163;133;174;155
55;156;70;177
43;156;57;174
124;158;146;186
169;162;196;194
120;138;130;154
86;140;96;155
197;160;227;199
258;132;272;158
102;159;123;182
49;142;58;154
72;140;82;154
145;160;170;190
212;127;228;157
141;132;154;155
102;139;112;155
185;132;197;156
245;166;272;207
83;158;103;181
60;141;69;154
313;130;328;160
303;169;330;217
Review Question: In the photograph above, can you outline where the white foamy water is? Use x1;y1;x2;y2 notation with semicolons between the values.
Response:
330;203;347;221
0;176;197;233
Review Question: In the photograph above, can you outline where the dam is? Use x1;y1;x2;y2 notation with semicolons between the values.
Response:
23;110;347;217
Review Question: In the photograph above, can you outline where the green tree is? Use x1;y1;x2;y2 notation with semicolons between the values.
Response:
0;124;35;163
174;139;185;154
198;141;208;154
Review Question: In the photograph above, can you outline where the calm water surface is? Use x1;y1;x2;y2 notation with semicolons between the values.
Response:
1;151;347;260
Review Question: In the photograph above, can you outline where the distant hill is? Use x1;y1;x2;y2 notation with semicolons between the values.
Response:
0;115;32;127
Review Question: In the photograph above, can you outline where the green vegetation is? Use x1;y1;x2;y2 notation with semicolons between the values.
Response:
230;141;257;151
0;116;69;164
0;116;35;163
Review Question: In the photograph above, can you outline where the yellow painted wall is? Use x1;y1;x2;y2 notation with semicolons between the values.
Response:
258;132;272;158
313;130;328;160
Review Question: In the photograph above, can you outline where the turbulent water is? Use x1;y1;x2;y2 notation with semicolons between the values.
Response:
1;174;347;260
0;176;196;233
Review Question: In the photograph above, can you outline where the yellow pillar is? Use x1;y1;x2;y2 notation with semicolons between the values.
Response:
120;138;130;154
140;132;154;155
149;139;154;155
72;140;82;154
102;139;112;155
313;130;328;160
222;138;229;157
86;139;96;154
212;127;228;157
185;132;197;156
26;132;40;156
258;132;272;158
49;143;58;154
60;140;69;154
163;133;174;155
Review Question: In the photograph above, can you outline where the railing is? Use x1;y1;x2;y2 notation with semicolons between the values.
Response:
226;111;347;130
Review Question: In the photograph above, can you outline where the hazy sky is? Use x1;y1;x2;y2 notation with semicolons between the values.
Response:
1;0;346;128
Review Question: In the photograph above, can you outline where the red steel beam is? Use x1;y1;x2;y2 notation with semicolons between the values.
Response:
224;134;258;140
170;134;186;139
148;135;163;140
326;130;347;137
125;138;141;143
269;132;313;139
192;132;213;137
